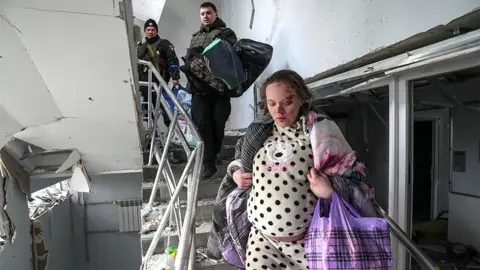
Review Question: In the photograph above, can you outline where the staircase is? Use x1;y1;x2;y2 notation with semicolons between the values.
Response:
140;137;240;270
137;57;242;270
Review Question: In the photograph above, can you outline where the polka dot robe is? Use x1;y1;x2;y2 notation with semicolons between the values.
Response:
246;116;316;269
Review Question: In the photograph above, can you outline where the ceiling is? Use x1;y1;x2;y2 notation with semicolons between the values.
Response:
0;0;143;173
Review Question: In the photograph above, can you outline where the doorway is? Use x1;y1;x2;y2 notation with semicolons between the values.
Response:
412;120;435;222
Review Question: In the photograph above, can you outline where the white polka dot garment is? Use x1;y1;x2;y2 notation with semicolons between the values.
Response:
247;116;317;238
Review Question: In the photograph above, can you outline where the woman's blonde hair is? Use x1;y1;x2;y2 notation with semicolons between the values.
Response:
259;69;313;115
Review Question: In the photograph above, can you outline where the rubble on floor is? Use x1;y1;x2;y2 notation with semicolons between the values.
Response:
28;181;70;219
142;220;213;239
144;247;227;270
412;215;480;269
141;199;215;234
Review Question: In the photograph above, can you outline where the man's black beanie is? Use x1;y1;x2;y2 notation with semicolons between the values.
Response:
144;19;158;31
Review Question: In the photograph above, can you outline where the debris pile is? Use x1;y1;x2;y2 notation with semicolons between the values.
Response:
28;181;70;219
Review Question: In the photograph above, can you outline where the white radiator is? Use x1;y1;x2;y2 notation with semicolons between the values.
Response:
118;199;142;232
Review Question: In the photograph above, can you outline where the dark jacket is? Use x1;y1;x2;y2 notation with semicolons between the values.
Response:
137;35;180;85
189;18;237;49
185;18;238;96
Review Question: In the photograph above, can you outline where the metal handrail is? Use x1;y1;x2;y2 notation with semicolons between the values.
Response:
138;60;204;270
374;202;439;270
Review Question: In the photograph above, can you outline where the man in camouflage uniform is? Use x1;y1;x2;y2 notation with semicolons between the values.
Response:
186;2;238;180
137;19;180;127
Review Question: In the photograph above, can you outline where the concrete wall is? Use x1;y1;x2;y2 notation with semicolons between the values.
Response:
132;0;166;22
217;0;480;129
71;171;143;270
0;179;32;270
449;108;480;250
36;201;74;270
1;0;143;172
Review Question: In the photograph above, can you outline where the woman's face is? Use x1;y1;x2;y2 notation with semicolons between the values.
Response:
265;81;303;128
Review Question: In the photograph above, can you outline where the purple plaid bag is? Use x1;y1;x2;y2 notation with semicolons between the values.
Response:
222;188;250;268
305;192;393;270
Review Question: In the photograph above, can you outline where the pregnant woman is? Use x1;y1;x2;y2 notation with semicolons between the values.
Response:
232;70;336;269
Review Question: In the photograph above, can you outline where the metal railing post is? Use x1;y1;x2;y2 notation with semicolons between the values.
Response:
375;202;439;269
141;150;198;267
138;60;204;270
147;68;153;130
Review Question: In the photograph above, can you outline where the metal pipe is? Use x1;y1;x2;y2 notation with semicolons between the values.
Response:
375;203;439;270
141;149;197;267
154;144;183;236
175;141;204;270
187;224;196;270
147;68;153;130
146;111;180;208
147;91;159;166
158;140;184;233
148;82;163;165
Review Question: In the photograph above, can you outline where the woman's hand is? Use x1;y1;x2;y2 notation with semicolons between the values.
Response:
233;169;253;189
307;168;333;199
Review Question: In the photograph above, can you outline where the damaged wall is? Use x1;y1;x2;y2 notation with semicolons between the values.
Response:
71;171;143;270
1;0;143;173
34;200;74;270
216;0;480;129
0;178;32;270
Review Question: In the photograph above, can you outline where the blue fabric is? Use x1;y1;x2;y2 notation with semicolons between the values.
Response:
162;85;187;113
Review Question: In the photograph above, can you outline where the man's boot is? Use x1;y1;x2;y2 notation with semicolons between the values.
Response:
201;163;217;180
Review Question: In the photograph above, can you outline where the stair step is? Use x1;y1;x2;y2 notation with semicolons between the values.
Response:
169;145;235;166
141;221;213;256
144;248;237;270
142;176;223;203
141;199;215;233
142;134;240;166
197;260;238;270
142;163;228;183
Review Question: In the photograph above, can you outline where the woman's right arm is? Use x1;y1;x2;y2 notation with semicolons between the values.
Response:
226;136;253;189
226;136;244;176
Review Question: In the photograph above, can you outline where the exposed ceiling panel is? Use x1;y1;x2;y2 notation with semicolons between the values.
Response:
0;1;142;173
0;16;62;127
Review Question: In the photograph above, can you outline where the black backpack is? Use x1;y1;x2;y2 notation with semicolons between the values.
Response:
232;39;274;97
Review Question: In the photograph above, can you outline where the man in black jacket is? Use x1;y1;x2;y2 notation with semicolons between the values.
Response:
186;2;238;180
137;19;180;127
